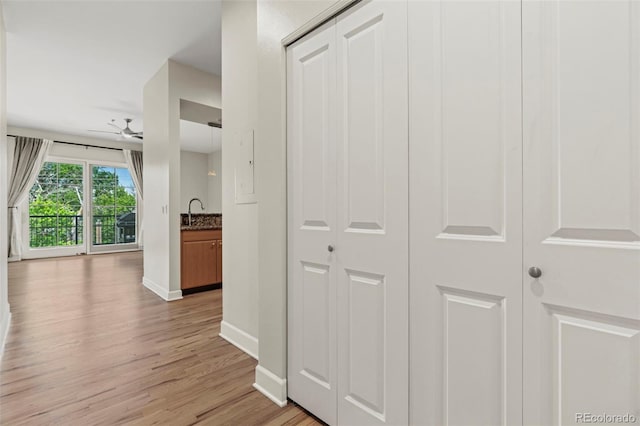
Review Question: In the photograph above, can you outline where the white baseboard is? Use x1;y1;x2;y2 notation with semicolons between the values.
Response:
219;320;259;359
142;277;182;301
254;364;287;407
0;308;12;359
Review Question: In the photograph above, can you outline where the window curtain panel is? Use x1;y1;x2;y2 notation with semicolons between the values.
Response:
123;149;143;246
123;149;143;199
8;137;53;259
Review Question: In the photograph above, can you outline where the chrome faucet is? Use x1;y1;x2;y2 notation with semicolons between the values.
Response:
188;198;205;226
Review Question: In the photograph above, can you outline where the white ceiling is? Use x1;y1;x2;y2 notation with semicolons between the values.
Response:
3;0;221;144
180;120;221;153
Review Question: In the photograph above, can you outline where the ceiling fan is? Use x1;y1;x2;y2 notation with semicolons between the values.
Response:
89;118;143;140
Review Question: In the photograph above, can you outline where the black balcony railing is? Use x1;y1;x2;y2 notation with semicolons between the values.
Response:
29;215;83;247
29;214;136;248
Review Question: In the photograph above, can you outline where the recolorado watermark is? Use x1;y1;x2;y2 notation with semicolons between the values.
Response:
576;413;637;423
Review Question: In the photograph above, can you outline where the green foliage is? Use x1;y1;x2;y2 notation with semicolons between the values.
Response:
29;163;137;248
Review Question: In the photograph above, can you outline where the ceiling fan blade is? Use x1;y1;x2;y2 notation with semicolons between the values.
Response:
133;135;143;140
107;122;123;131
88;130;121;134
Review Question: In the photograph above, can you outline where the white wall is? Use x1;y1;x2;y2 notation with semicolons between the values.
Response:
208;150;222;213
179;149;221;214
0;2;10;356
143;60;221;301
180;150;211;213
220;0;260;356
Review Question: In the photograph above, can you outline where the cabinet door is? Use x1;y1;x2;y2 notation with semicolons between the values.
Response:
409;1;523;424
182;240;217;289
523;2;640;424
216;240;222;283
335;1;409;425
287;19;338;425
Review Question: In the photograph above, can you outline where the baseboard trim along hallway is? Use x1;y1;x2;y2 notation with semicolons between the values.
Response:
254;364;288;408
219;320;259;359
142;276;183;301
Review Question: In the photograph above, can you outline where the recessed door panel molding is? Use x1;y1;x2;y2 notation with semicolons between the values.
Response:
440;286;506;426
301;262;332;388
409;0;523;424
287;20;337;425
544;305;640;426
537;0;640;248
341;12;385;234
523;0;640;424
345;269;386;420
299;43;332;231
436;1;510;241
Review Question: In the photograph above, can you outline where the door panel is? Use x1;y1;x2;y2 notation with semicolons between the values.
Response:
344;269;386;417
527;0;640;248
441;287;505;426
300;262;331;387
336;1;408;424
523;1;640;424
287;20;337;425
409;1;523;424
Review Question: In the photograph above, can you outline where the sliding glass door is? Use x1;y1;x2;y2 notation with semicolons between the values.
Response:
25;159;139;258
90;165;137;250
28;161;85;250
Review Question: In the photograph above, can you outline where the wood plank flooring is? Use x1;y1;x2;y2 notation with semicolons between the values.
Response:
0;252;320;426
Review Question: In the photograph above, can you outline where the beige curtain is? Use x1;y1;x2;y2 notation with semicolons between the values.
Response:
8;137;53;259
123;149;142;199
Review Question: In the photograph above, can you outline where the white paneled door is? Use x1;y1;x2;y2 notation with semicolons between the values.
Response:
288;0;408;425
335;1;408;425
409;1;523;425
287;20;337;425
290;1;639;425
523;1;640;424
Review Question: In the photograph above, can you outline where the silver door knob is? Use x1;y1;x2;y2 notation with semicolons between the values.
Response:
328;245;334;253
528;266;542;278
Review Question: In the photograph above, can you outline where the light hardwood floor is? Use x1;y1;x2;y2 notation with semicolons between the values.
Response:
0;252;320;426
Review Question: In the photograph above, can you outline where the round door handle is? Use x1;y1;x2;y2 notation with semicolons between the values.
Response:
328;245;334;253
528;266;542;278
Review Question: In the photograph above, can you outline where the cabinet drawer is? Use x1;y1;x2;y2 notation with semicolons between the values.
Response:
181;229;222;242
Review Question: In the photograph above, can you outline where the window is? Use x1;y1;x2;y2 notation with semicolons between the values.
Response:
91;166;137;246
23;148;140;259
28;162;84;248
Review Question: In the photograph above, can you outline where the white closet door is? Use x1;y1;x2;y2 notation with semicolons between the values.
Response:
523;2;640;424
287;20;337;425
334;1;408;425
408;1;523;425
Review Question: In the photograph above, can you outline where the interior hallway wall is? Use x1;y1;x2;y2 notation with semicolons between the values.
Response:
219;0;260;357
143;60;221;301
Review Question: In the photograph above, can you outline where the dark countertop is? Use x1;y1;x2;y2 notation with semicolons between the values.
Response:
180;213;222;231
181;225;222;231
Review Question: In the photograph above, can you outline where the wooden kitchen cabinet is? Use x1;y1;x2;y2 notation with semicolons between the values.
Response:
215;239;222;283
180;229;222;290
